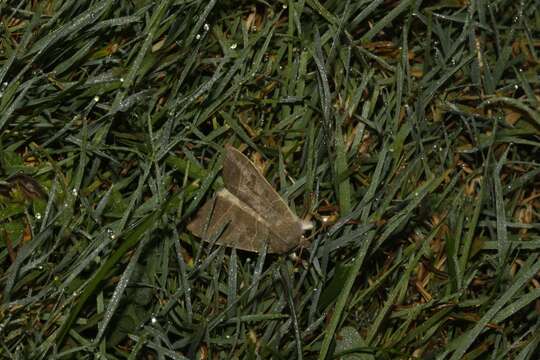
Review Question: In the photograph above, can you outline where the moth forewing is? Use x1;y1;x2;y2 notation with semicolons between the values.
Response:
223;145;304;236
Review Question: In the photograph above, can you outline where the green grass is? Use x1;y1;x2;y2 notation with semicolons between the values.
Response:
1;0;539;359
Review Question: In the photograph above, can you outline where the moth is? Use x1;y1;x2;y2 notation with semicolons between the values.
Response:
187;145;312;254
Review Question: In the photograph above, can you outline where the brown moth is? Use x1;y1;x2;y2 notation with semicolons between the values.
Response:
187;145;311;254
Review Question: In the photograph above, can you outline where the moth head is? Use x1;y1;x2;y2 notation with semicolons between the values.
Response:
300;219;314;231
298;219;313;250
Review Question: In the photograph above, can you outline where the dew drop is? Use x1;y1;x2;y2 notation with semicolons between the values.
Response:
513;84;518;90
414;192;419;197
203;23;210;31
151;317;157;324
119;77;124;83
35;212;42;220
282;4;288;9
230;43;237;49
195;34;201;40
71;188;78;197
93;95;100;102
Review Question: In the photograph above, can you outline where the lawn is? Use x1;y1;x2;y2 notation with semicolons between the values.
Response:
0;0;539;359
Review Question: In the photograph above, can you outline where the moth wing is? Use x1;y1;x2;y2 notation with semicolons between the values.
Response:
222;145;303;245
187;189;294;254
